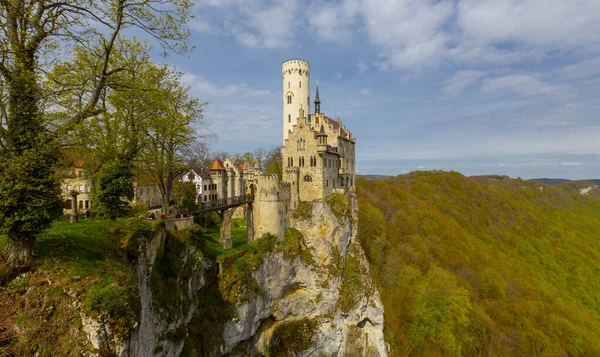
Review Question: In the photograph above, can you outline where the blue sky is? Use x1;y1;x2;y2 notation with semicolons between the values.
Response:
161;0;600;179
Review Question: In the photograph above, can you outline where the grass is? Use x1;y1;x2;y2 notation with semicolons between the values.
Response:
200;218;249;259
0;218;149;356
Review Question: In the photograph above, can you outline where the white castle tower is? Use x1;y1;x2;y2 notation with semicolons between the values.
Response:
282;59;310;143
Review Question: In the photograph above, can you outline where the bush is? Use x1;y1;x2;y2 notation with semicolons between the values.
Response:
292;201;314;220
325;192;350;220
267;318;319;356
128;202;148;217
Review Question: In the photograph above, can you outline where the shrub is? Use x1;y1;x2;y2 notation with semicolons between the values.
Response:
325;192;350;220
292;201;314;220
267;318;319;356
128;202;148;217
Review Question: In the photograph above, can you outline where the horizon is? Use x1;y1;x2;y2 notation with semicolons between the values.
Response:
156;0;599;180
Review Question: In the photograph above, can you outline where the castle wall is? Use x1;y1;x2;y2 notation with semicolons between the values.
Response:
252;175;290;240
282;59;310;143
283;167;299;210
282;123;325;201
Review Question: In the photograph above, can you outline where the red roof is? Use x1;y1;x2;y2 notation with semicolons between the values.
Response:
210;159;226;171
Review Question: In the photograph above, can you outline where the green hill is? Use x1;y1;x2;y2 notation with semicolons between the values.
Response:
356;171;600;356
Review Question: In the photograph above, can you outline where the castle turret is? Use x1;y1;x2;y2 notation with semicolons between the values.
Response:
282;59;310;143
317;124;328;153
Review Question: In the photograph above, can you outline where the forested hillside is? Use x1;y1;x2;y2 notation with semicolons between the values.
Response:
356;171;600;356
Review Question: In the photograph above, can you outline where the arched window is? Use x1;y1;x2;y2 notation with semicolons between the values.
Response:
304;175;312;182
287;95;292;104
346;177;349;187
291;157;294;166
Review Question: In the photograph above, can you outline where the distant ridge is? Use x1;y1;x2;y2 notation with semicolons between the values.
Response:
357;174;391;180
530;178;600;185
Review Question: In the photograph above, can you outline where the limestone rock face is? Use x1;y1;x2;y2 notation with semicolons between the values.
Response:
83;228;213;356
222;192;388;356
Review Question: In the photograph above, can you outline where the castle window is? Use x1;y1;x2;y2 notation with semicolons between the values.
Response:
304;175;312;182
288;114;291;123
299;81;301;88
287;95;292;104
288;82;290;89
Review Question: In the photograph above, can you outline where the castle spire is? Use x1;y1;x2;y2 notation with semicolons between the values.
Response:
314;81;321;114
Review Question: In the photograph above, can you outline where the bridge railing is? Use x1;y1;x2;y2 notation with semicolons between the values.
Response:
197;194;254;212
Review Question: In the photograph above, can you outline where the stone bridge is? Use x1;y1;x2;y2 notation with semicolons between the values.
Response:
194;194;254;249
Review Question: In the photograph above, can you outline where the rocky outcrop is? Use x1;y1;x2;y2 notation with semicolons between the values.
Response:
221;191;387;356
82;191;387;356
83;227;213;356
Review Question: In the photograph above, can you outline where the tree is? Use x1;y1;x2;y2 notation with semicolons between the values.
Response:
137;66;207;214
94;159;134;220
264;146;283;177
0;0;193;269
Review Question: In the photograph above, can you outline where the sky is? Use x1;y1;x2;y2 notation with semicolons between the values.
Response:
160;0;600;179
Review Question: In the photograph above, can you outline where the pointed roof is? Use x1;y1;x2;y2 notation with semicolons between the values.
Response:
314;82;321;104
317;124;327;137
209;159;226;171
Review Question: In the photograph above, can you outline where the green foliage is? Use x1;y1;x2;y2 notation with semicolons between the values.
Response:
292;200;314;220
218;234;277;304
0;142;63;264
177;191;199;213
128;202;149;217
83;283;136;329
94;160;135;220
267;318;319;356
338;245;367;313
408;267;472;356
356;172;600;356
278;227;315;266
325;192;351;221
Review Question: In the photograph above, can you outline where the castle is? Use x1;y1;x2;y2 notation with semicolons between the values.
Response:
201;59;356;241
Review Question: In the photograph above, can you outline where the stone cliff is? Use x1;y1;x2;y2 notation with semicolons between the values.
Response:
1;191;386;356
220;192;387;356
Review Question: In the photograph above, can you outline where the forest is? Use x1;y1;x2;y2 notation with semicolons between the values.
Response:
356;171;600;356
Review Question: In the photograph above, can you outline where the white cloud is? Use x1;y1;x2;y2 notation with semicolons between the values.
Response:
192;0;299;48
457;0;600;49
181;73;272;98
441;70;486;98
191;0;600;70
357;62;369;74
554;56;600;81
481;74;558;96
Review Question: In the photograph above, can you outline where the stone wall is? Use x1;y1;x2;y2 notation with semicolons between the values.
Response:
252;175;291;240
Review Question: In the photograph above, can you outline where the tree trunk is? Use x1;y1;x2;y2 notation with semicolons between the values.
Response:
2;238;34;267
1;237;34;284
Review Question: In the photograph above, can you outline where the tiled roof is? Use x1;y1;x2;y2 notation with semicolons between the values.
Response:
210;159;226;171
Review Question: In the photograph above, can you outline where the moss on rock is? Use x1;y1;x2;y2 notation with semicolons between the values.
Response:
267;318;319;356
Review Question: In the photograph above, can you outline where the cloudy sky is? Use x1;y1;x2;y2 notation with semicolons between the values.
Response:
163;0;600;179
